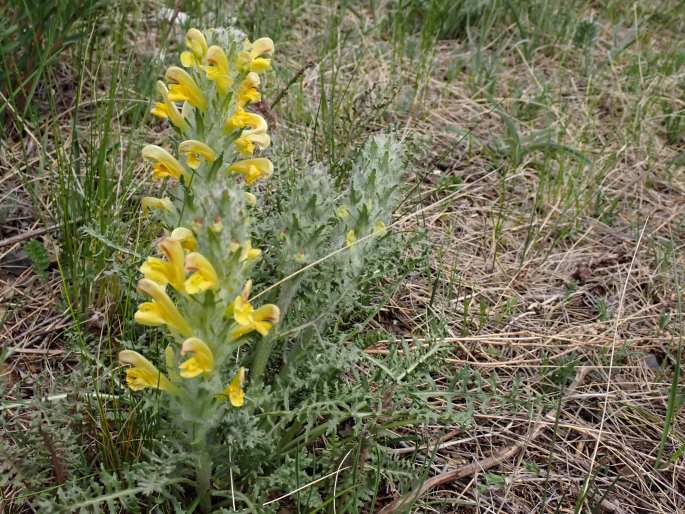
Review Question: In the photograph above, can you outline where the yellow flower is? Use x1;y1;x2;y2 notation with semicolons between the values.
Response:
179;337;214;378
210;216;223;233
184;252;219;294
244;192;257;206
346;229;356;247
180;28;208;68
224;109;267;133
179;140;217;170
118;350;176;394
205;45;232;94
227;281;280;341
373;220;386;236
234;132;271;156
140;237;186;291
150;81;189;132
236;72;261;109
169;227;197;252
227;108;269;157
165;66;207;111
142;145;190;181
141;196;173;213
134;279;193;336
239;240;261;262
335;206;349;220
227;158;273;185
222;367;246;407
237;37;274;73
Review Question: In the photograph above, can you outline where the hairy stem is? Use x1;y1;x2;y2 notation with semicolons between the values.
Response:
193;424;212;513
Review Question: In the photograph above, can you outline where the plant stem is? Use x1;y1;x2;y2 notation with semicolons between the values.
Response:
193;424;213;513
196;448;212;512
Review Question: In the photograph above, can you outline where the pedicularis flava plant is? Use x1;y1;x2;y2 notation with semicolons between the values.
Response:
120;28;279;508
117;27;407;511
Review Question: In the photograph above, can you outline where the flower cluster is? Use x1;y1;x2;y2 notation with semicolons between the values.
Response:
118;28;279;410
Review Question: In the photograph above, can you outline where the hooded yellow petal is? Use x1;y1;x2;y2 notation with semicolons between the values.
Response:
118;350;175;393
224;110;267;133
142;145;189;181
180;51;196;68
179;337;214;378
237;37;274;73
239;240;262;262
141;196;173;213
179;140;217;170
251;37;274;58
234;132;271;156
227;158;273;185
136;279;192;336
151;102;170;119
205;45;232;94
139;257;170;286
231;295;254;326
184;252;219;294
158;238;186;292
169;227;197;252
165;66;207;111
134;301;166;326
236;72;261;108
185;28;207;60
155;81;189;132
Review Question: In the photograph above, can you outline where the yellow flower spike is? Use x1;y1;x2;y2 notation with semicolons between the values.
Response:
346;229;357;247
179;337;215;378
227;158;273;185
169;227;198;252
373;220;386;236
237;37;274;73
165;66;207;111
152;81;189;132
224;109;267;133
142;145;190;182
179;140;217;170
236;72;261;108
224;367;246;407
239;240;262;262
180;28;208;68
244;192;257;206
141;196;174;214
234;132;271;156
134;278;193;336
205;45;233;94
118;350;176;394
184;252;219;294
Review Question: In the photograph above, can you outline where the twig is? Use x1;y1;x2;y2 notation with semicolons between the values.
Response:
378;366;591;513
270;61;315;109
0;223;62;249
